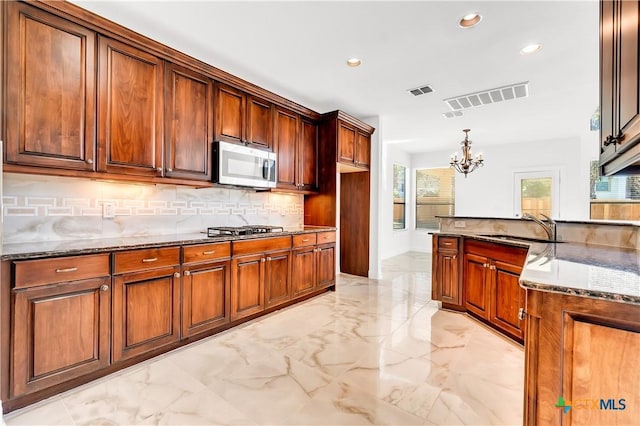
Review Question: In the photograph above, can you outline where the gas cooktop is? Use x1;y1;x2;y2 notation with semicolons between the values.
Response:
207;225;285;237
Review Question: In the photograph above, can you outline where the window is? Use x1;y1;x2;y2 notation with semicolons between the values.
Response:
416;168;455;229
590;161;640;220
393;164;406;229
514;170;559;218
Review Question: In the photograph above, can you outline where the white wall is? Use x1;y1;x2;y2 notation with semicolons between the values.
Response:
379;142;412;260
377;131;600;255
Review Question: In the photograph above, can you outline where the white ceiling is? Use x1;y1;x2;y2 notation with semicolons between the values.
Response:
71;0;600;154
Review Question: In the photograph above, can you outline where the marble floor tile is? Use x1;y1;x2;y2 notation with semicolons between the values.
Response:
3;251;524;426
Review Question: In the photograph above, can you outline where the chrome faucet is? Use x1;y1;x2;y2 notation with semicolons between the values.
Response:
522;213;556;241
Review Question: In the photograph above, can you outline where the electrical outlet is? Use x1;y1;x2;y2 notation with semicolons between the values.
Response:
102;202;115;219
454;220;466;228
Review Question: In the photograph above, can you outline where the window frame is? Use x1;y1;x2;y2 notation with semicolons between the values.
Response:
393;163;407;230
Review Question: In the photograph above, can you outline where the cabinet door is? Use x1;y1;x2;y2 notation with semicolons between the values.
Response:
164;63;213;181
231;253;265;320
600;0;616;162
264;250;291;308
337;121;356;164
355;131;371;169
436;250;461;306
464;253;490;319
11;277;110;397
112;267;180;362
617;0;640;151
247;96;273;148
489;260;526;340
97;36;163;177
274;108;299;190
214;84;245;143
316;244;336;289
5;2;96;171
182;260;230;338
291;246;316;298
299;118;319;191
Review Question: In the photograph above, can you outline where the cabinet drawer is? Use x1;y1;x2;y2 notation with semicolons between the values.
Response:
183;242;231;264
438;237;459;250
292;234;317;248
232;236;291;256
113;247;180;274
14;254;110;289
316;231;336;244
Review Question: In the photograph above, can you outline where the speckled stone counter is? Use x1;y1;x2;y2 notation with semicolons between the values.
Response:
433;231;640;306
1;226;335;260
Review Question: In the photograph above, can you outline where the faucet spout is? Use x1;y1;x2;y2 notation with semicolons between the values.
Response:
522;213;556;241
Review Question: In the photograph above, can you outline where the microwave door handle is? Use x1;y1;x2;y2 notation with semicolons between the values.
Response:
262;159;269;180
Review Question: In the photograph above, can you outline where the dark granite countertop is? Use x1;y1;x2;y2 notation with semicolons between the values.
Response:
1;226;336;261
432;231;640;305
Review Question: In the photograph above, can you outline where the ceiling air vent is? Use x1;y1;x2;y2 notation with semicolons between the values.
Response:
408;84;433;96
443;111;464;119
443;81;529;110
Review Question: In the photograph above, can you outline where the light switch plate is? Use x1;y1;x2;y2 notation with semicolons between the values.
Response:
454;220;466;228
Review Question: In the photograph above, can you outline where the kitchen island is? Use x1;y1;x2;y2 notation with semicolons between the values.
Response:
432;216;639;426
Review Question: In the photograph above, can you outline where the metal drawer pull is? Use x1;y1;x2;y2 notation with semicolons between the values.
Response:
100;284;109;292
202;250;216;255
142;257;158;263
518;308;526;320
174;272;181;278
261;258;266;263
184;270;191;276
55;267;78;273
302;238;310;242
266;257;272;261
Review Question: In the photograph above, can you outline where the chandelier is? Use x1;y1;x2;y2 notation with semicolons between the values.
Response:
450;129;484;177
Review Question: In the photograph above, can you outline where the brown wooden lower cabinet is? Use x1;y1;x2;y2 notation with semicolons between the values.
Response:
3;233;335;413
432;236;527;342
291;232;336;297
524;289;640;425
112;248;181;362
431;235;463;309
463;239;527;341
181;242;231;338
11;277;111;398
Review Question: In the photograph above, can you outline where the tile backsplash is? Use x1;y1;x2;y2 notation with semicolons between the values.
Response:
2;173;303;243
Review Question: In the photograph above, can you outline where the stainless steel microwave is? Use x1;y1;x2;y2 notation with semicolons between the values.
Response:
213;141;276;189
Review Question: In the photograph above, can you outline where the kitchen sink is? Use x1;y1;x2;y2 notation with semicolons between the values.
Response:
478;234;565;244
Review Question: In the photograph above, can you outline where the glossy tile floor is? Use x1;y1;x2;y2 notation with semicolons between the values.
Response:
4;252;524;425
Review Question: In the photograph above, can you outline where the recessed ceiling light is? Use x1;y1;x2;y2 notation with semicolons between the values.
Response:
459;13;482;28
346;58;362;67
520;43;543;55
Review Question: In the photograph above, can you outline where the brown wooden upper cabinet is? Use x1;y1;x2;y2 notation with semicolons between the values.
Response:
97;36;164;177
274;107;318;192
599;0;640;176
214;83;273;149
4;1;97;171
338;120;370;171
164;63;214;181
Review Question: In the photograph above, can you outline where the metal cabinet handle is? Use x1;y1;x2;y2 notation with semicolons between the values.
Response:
316;248;322;253
142;257;158;263
174;272;180;278
302;238;310;242
100;284;109;292
261;258;266;263
518;308;526;320
184;270;191;276
490;265;496;270
55;267;78;273
266;257;272;261
167;168;173;172
452;255;456;260
202;250;216;255
156;167;163;173
86;159;93;164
